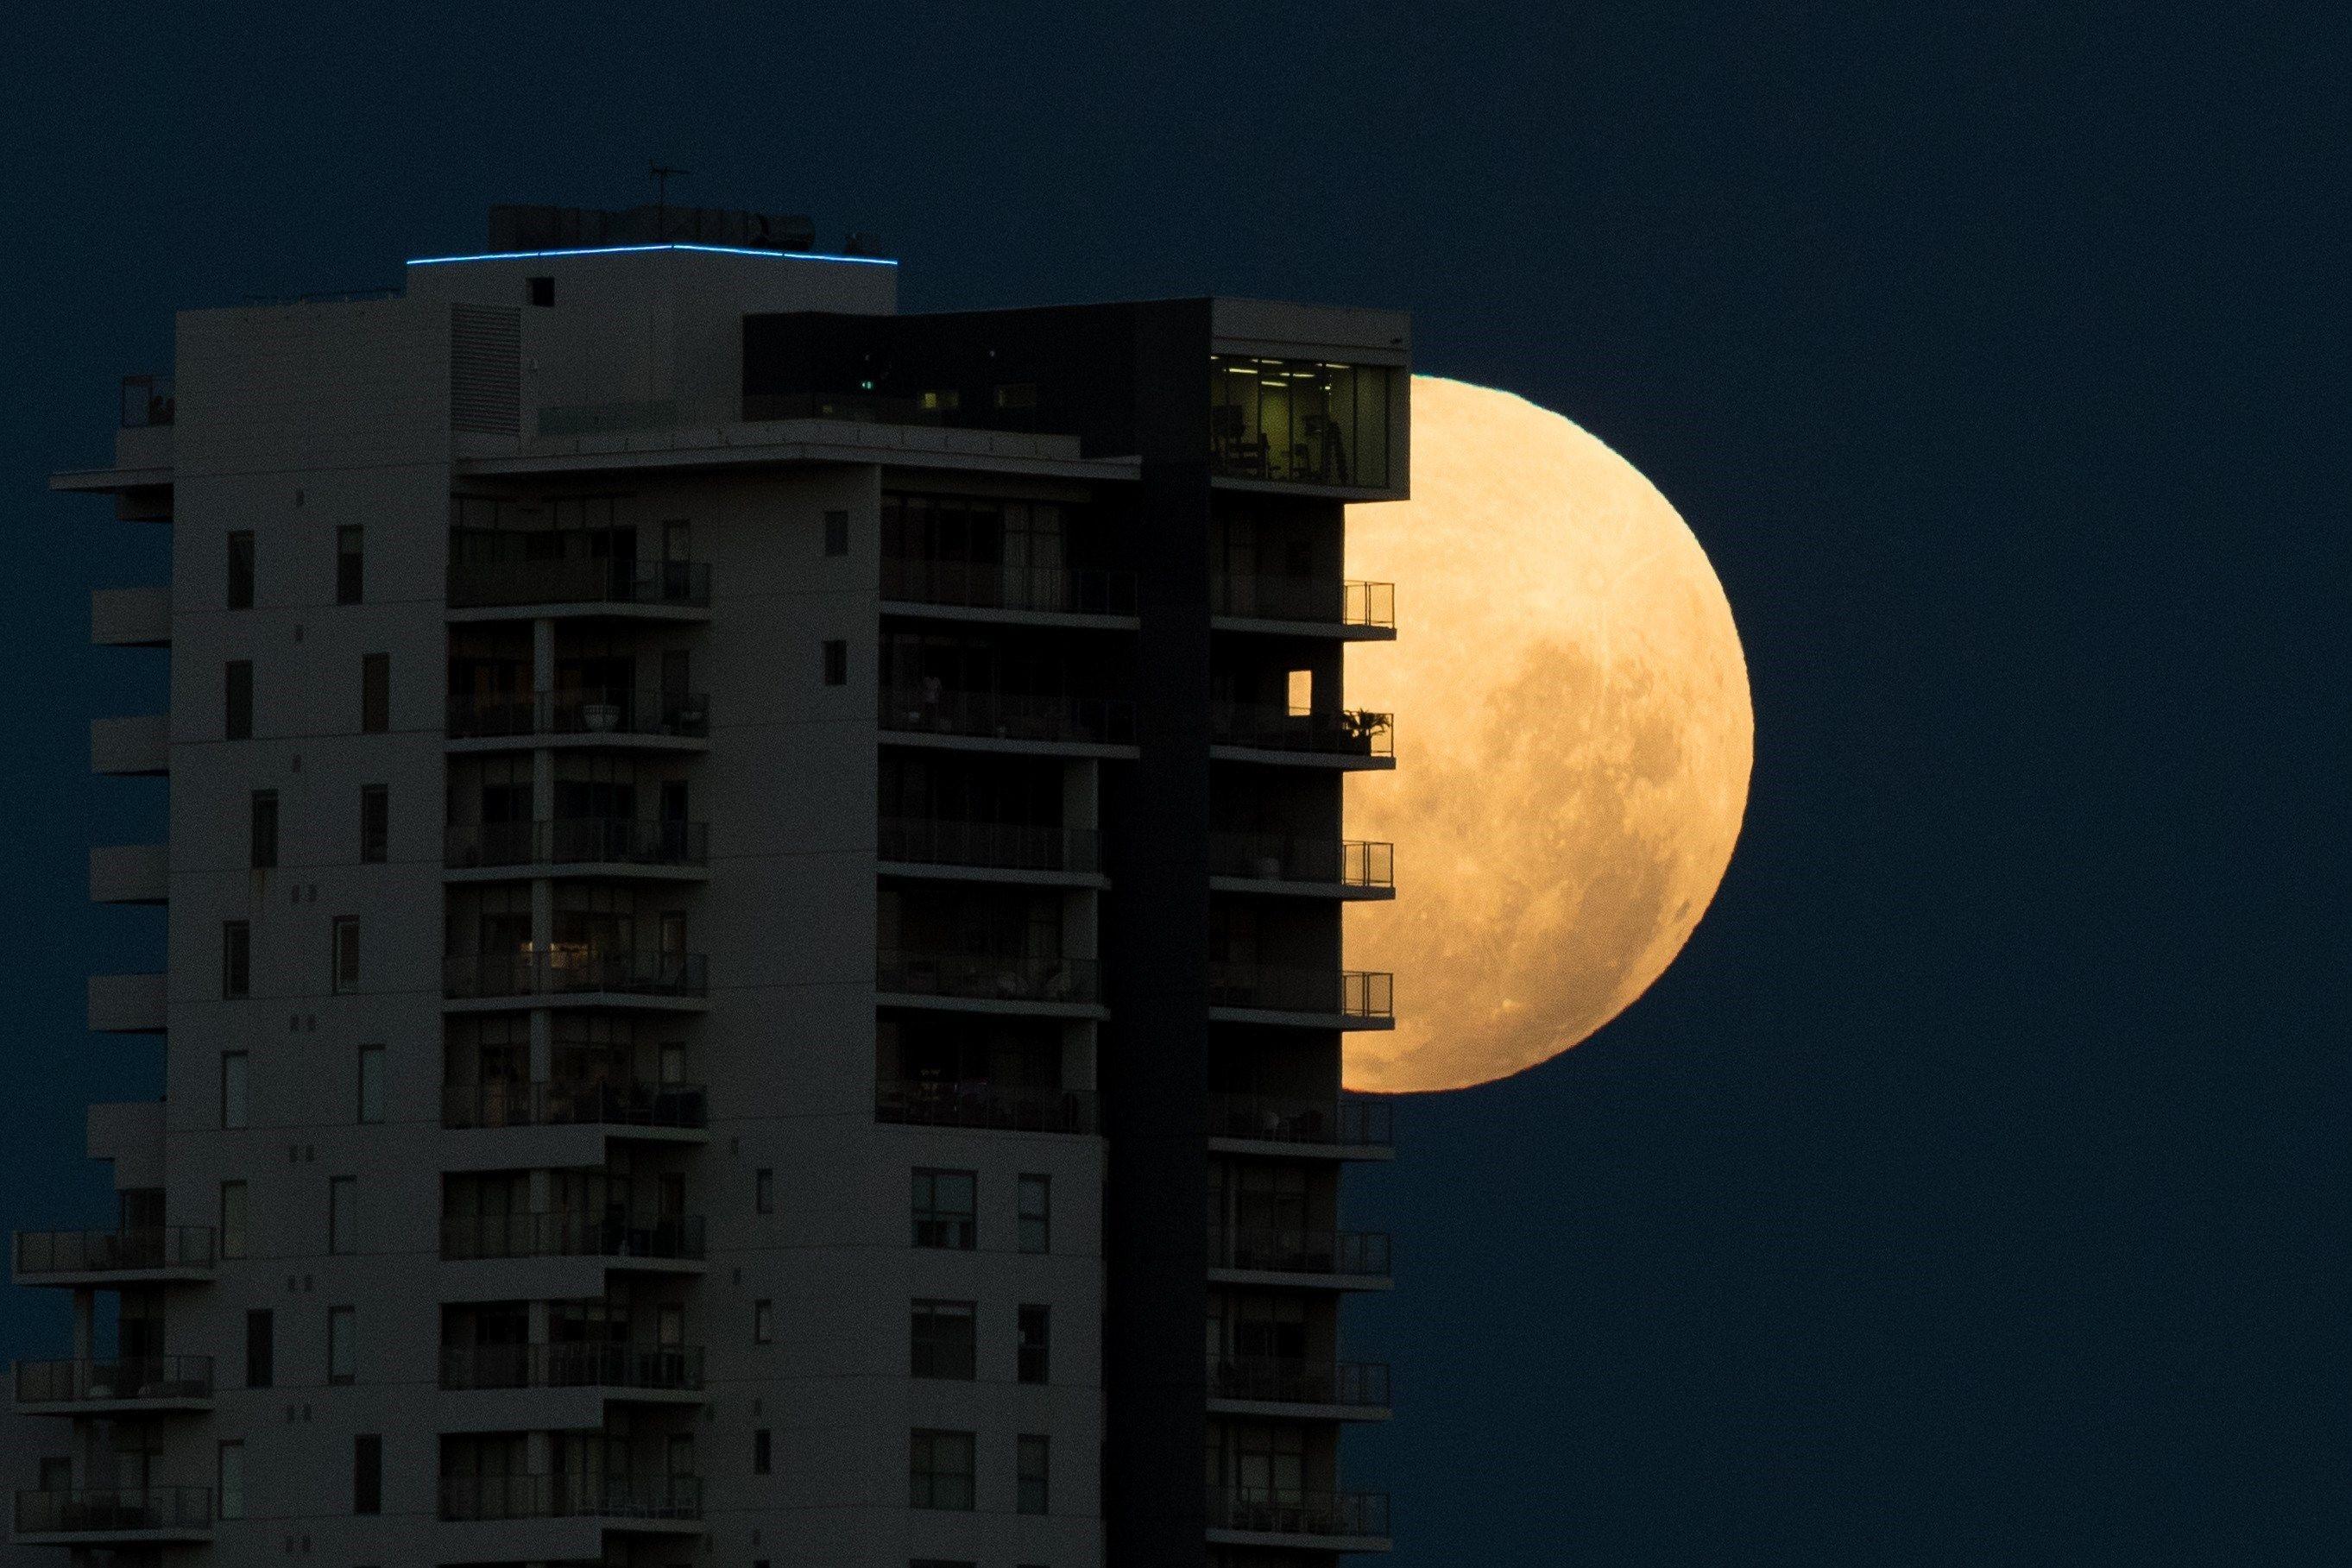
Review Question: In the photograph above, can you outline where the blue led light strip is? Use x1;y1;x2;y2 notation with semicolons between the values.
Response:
404;242;897;268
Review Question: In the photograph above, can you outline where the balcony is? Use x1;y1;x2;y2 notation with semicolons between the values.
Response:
1208;834;1393;897
120;374;175;429
13;1228;214;1287
883;557;1138;620
440;1343;704;1398
16;1356;212;1413
874;1080;1097;1134
1208;964;1394;1027
1209;704;1393;765
14;1487;212;1544
440;1212;706;1268
1208;1356;1390;1417
1211;576;1396;636
439;1473;703;1527
1206;1487;1391;1552
445;819;709;877
448;555;711;616
879;816;1100;878
91;714;168;776
1208;1225;1392;1287
443;1080;709;1136
880;687;1135;750
1208;1093;1395;1156
91;585;171;647
443;951;708;1007
87;972;167;1033
877;949;1101;1012
89;844;169;905
446;689;710;746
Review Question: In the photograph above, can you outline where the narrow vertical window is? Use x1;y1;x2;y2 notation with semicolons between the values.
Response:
823;509;848;557
221;921;250;999
332;918;360;992
360;652;389;734
225;659;254;740
353;1433;381;1514
219;1180;249;1259
823;639;848;686
755;1168;774;1215
1017;1433;1050;1515
329;1175;357;1255
249;789;279;869
754;1299;773;1344
218;1440;245;1520
359;784;388;863
226;531;255;609
1018;1174;1051;1255
753;1428;772;1476
356;1044;385;1125
328;1306;356;1385
337;525;365;605
219;1051;249;1130
1018;1303;1050;1385
245;1308;274;1389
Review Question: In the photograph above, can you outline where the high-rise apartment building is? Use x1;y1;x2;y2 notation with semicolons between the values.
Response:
13;205;1407;1568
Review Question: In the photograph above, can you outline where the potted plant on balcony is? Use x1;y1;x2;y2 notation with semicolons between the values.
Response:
580;699;621;732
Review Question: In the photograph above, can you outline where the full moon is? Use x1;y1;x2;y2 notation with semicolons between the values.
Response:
1344;376;1753;1093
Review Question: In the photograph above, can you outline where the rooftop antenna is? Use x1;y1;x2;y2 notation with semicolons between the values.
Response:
650;162;691;241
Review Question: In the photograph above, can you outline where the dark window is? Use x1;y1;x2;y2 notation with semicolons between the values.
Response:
225;660;254;740
1017;1304;1050;1385
360;653;389;734
755;1168;773;1214
527;276;554;307
353;1433;381;1514
1018;1174;1050;1254
911;1300;976;1380
823;639;848;686
227;532;255;609
910;1429;975;1511
754;1299;773;1344
359;784;388;863
823;509;848;557
328;1307;356;1384
249;790;278;869
356;1045;385;1124
332;919;360;992
245;1308;274;1389
753;1428;772;1476
220;1051;249;1130
222;921;250;999
1018;1433;1048;1515
329;1176;357;1255
337;526;365;605
912;1169;976;1250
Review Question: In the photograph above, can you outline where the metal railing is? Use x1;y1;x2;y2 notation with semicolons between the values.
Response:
1207;1093;1394;1149
444;819;709;871
13;1227;215;1276
1207;965;1394;1019
442;951;708;1001
880;689;1135;746
446;689;710;741
1208;1487;1390;1540
442;1080;709;1132
1208;834;1393;888
1210;704;1392;758
874;1080;1097;1134
1208;1355;1390;1409
883;557;1138;616
119;375;174;430
449;556;711;611
439;1343;704;1394
15;1487;213;1535
439;1212;706;1264
438;1473;703;1523
1210;576;1394;628
878;816;1099;874
877;950;1100;1005
1208;1225;1391;1278
15;1356;213;1405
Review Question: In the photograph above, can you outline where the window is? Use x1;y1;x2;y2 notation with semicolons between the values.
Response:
911;1300;976;1380
910;1429;975;1511
1017;1433;1049;1515
1018;1174;1050;1254
823;509;848;557
332;917;361;992
329;1175;357;1254
754;1299;773;1344
755;1168;774;1214
220;1052;249;1130
245;1308;274;1389
353;1433;381;1514
1018;1304;1050;1385
823;639;848;686
227;531;255;609
912;1169;976;1250
328;1306;356;1384
225;660;254;740
753;1428;772;1476
221;921;250;999
527;275;554;307
250;789;279;868
337;526;365;605
356;1044;384;1124
220;1181;249;1259
360;784;388;863
360;652;389;734
218;1440;245;1520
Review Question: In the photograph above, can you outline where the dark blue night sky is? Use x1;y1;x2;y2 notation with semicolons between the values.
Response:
1;6;2336;1564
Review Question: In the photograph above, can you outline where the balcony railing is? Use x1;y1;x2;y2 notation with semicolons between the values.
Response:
1208;834;1393;888
442;1080;709;1132
440;1212;706;1264
445;819;709;871
1207;965;1394;1019
449;556;711;611
439;1473;703;1523
15;1356;213;1405
879;816;1099;875
1210;576;1395;628
15;1487;213;1536
1208;1487;1390;1540
14;1227;215;1276
1208;1225;1392;1278
446;689;710;741
119;375;175;430
874;1080;1097;1134
439;1342;704;1395
877;950;1100;1005
883;557;1138;616
880;688;1135;746
1208;1355;1390;1409
1208;1093;1394;1149
443;951;708;1001
1210;704;1392;758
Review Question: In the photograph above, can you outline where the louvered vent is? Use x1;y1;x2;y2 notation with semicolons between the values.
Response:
450;305;521;435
